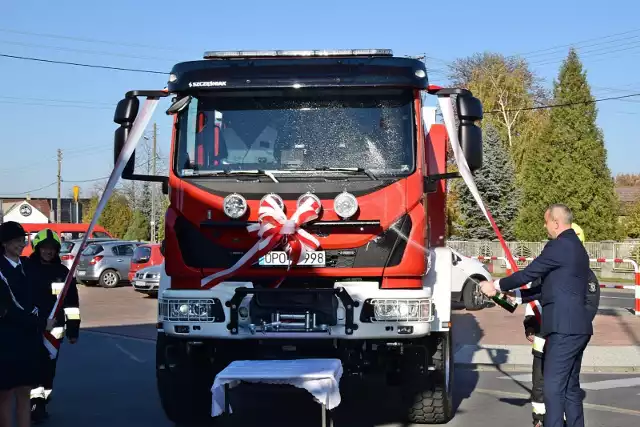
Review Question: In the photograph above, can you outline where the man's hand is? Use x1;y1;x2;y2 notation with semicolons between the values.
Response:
478;280;497;297
525;327;535;343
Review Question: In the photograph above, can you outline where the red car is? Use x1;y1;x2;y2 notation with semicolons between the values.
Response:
128;243;164;281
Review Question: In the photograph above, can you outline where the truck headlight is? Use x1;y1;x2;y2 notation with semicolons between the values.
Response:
333;191;358;219
159;299;216;322
223;193;247;218
261;193;285;212
370;298;433;322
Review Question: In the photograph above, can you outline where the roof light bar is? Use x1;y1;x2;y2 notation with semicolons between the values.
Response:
203;49;393;60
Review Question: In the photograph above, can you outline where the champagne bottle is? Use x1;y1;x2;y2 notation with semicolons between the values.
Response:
492;291;518;313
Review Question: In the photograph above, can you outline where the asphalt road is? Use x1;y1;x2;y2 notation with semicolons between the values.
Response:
599;288;636;312
41;330;640;427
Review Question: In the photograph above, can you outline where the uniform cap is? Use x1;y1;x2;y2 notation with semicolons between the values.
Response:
0;221;26;244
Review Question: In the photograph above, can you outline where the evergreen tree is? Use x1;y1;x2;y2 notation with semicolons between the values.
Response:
624;201;640;238
82;189;133;239
124;210;150;241
516;49;619;241
156;196;170;241
451;123;520;240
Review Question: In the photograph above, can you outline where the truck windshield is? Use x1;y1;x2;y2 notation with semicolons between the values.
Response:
175;88;415;177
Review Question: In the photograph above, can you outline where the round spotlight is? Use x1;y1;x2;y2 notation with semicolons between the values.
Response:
333;192;358;219
297;192;321;210
223;193;247;218
260;193;285;212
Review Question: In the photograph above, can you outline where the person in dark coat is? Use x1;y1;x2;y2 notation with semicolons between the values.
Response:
512;269;600;427
480;204;593;427
0;221;45;427
505;223;599;427
26;228;81;422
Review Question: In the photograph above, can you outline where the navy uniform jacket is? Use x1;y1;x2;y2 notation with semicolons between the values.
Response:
520;270;600;334
498;228;593;336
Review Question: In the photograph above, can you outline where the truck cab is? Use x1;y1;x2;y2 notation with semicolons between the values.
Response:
113;49;483;425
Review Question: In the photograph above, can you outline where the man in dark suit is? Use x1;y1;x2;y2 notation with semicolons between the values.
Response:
478;204;593;427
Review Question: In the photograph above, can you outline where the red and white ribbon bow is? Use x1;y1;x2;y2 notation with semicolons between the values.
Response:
201;194;322;289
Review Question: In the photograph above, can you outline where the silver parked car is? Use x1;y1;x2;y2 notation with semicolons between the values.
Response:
76;240;143;288
60;238;119;270
132;264;162;296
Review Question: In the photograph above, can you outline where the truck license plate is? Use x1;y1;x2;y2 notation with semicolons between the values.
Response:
259;251;325;267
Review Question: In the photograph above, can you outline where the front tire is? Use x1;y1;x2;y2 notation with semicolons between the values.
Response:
99;269;120;288
462;278;486;311
156;333;216;425
403;332;454;424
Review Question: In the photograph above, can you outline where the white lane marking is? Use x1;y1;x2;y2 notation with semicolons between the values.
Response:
601;296;634;300
581;377;640;390
498;373;533;382
82;329;155;344
476;388;640;416
114;342;144;363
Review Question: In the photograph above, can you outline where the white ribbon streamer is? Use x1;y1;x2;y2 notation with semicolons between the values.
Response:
43;97;160;358
436;96;542;320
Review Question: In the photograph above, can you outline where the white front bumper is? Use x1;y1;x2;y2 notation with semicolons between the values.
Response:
159;281;435;340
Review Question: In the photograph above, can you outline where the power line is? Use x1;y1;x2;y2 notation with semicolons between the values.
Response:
0;27;184;52
0;95;113;106
485;92;640;114
1;181;57;196
0;53;167;74
512;28;640;58
63;176;109;183
0;39;183;62
0;100;112;110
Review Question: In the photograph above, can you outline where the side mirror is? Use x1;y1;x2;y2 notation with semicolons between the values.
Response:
114;125;136;178
457;94;483;172
113;96;139;178
114;96;139;125
166;95;192;115
112;90;170;186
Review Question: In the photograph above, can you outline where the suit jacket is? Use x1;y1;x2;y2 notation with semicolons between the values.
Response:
521;270;600;333
499;228;593;336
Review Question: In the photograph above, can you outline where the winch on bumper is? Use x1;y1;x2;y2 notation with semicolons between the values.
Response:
158;281;436;339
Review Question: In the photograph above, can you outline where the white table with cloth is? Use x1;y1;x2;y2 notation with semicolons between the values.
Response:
211;358;343;426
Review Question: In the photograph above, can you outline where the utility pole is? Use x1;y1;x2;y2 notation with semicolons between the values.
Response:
57;149;62;223
151;123;157;243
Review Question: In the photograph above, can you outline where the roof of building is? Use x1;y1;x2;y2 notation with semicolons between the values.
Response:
616;186;640;204
616;186;640;215
2;199;52;219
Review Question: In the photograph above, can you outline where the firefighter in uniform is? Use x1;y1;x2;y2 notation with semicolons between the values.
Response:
514;223;599;427
27;229;81;422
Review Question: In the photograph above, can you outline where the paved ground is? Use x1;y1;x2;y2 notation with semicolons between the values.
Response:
44;331;640;427
43;285;639;426
599;288;637;311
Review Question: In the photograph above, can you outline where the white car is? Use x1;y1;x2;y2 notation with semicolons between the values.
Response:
449;248;493;310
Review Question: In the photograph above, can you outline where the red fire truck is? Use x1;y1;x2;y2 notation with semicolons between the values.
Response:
112;49;483;424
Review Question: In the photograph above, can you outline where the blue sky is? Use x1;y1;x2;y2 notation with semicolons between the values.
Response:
1;0;639;198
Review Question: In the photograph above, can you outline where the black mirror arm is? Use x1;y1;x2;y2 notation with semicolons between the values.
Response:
423;172;461;193
125;90;170;99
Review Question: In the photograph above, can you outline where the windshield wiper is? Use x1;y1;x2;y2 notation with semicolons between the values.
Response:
307;167;378;181
192;169;279;183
